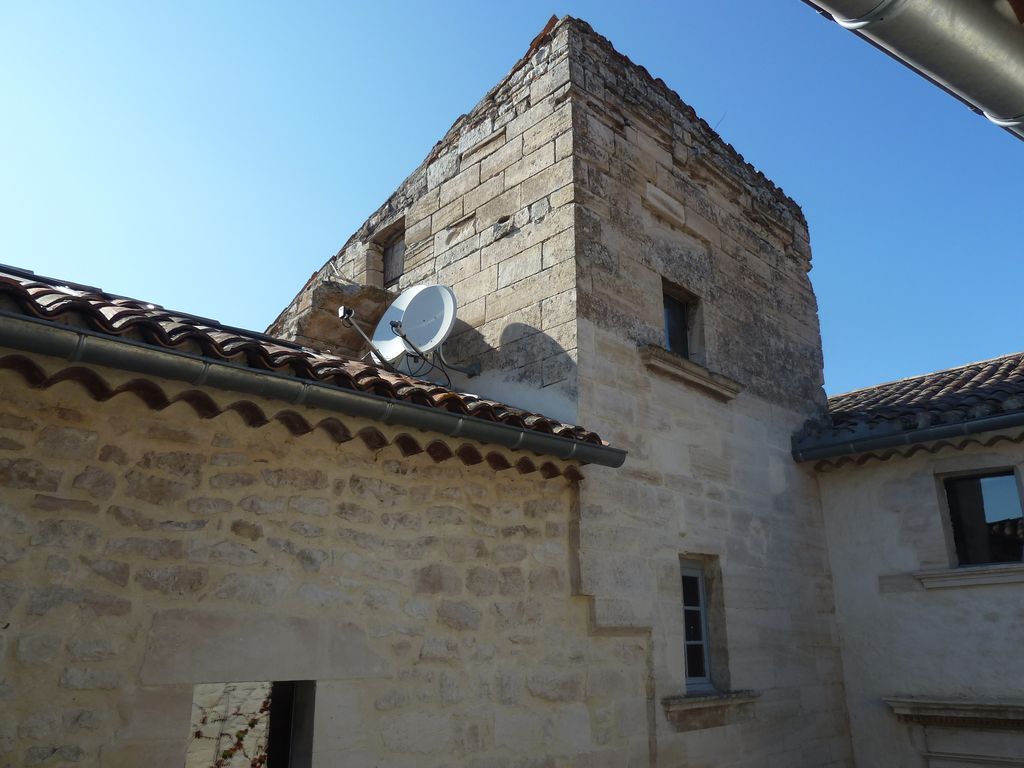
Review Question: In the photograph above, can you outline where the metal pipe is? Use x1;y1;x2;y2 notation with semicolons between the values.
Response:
792;410;1024;462
0;312;626;469
804;0;1024;140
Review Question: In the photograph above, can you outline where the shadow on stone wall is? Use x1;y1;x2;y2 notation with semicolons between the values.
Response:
438;320;578;421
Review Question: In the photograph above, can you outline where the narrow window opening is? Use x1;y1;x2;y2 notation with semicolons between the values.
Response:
944;471;1024;565
662;280;705;365
664;292;690;359
681;562;714;694
382;228;406;290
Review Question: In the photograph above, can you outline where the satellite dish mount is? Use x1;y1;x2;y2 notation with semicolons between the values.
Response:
339;284;480;385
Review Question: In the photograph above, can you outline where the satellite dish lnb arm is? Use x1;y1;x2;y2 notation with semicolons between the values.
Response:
338;306;401;374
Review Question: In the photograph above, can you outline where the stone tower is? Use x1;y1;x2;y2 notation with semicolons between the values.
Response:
273;16;851;766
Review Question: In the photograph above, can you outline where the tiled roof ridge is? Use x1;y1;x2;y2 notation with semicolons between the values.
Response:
560;15;807;227
828;350;1024;405
793;348;1024;460
0;266;605;446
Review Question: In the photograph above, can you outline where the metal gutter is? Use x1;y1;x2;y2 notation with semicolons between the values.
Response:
792;410;1024;462
0;312;626;469
802;0;1024;142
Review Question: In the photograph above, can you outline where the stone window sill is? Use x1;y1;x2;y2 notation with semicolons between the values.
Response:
912;563;1024;590
661;690;760;732
639;345;743;402
885;697;1024;730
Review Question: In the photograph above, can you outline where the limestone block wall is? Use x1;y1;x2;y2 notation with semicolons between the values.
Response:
817;441;1024;767
566;20;851;768
267;14;852;766
0;353;649;767
270;20;581;424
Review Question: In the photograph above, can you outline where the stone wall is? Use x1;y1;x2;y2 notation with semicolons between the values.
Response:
817;439;1024;767
267;15;851;766
565;19;850;767
0;352;649;767
269;18;581;424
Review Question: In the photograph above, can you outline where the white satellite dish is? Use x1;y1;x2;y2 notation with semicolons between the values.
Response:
369;285;457;365
338;283;477;381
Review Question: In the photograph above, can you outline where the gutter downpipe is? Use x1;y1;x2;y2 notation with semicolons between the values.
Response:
0;312;626;469
802;0;1024;141
792;410;1024;462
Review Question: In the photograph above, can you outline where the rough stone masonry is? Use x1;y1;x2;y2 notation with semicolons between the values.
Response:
272;15;851;768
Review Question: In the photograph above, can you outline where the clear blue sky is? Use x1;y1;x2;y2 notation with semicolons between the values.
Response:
1;2;1020;395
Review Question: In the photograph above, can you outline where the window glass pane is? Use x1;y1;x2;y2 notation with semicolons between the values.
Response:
945;473;1024;565
681;574;701;607
663;293;689;358
684;608;703;641
685;644;706;679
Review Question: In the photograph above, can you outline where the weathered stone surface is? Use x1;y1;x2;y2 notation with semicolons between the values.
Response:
187;539;261;566
213;573;286;604
71;466;115;500
138;450;205;484
24;745;86;765
135;565;207;594
67;638;116;661
240;495;285;515
38;426;97;459
141;610;387;684
380;713;452;754
526;670;583;702
15;635;60;665
437;600;482;631
105;537;183;560
98;444;128;465
27;586;130;616
289;496;329;516
18;711;58;739
0;458;61;491
81;557;130;587
261;467;327;490
63;709;101;730
30;494;98;514
186;497;232;515
0;539;24;566
124;470;189;505
31;519;100;549
106;504;156;530
60;666;121;690
466;566;498;597
209;470;257;488
230;519;262;540
414;563;462;595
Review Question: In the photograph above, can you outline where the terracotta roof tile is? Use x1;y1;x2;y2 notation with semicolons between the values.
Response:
795;352;1024;455
0;265;605;447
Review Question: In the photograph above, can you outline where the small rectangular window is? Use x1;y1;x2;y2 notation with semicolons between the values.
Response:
664;292;690;359
662;280;704;364
382;230;406;289
681;563;714;693
944;471;1024;566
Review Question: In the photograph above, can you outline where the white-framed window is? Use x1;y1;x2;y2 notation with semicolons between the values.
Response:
680;559;714;693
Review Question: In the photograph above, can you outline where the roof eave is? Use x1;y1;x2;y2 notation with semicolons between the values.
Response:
792;409;1024;462
0;311;626;469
